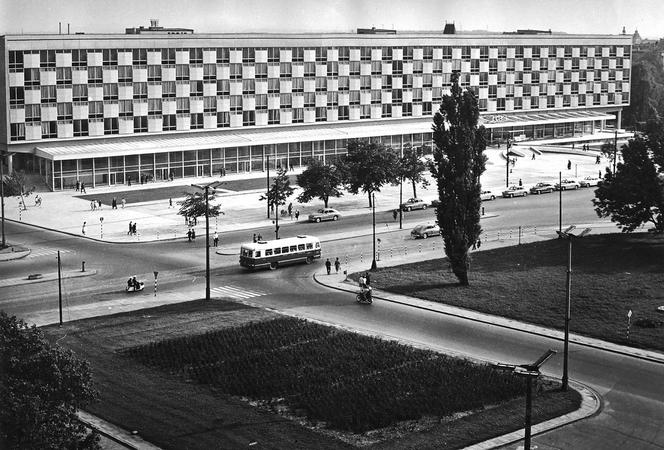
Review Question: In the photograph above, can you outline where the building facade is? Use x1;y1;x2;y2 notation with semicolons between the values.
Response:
0;29;632;190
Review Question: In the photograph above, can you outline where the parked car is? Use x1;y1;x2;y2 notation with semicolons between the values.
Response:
502;186;528;198
411;223;441;239
480;190;496;201
555;179;580;190
529;182;555;195
578;176;602;187
308;208;341;222
400;197;428;211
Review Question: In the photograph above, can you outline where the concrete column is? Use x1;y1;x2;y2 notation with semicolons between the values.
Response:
616;109;622;129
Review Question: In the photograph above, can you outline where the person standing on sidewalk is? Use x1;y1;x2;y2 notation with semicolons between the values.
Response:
295;210;300;221
334;257;341;273
213;231;219;247
325;258;332;275
75;180;80;192
187;229;192;242
128;221;133;235
80;182;86;193
121;198;126;209
81;221;86;235
392;209;398;221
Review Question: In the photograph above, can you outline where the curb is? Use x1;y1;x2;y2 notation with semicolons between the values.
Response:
0;247;31;261
0;270;98;287
77;410;161;450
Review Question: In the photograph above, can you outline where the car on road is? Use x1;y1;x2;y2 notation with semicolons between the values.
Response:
400;197;428;211
529;182;555;195
578;176;602;187
555;179;580;190
502;186;528;198
411;223;441;239
480;190;496;201
308;208;341;222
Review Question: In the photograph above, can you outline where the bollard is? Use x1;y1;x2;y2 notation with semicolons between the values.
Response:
534;226;537;235
418;243;422;253
390;248;393;259
404;246;408;256
81;261;85;272
360;253;363;264
518;226;522;245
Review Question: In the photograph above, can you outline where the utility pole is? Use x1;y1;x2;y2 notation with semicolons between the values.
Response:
505;138;512;187
399;176;403;230
204;185;210;301
613;128;618;175
558;171;562;235
371;192;377;270
57;251;63;326
266;148;270;219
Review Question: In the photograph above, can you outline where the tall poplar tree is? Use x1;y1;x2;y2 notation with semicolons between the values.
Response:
431;72;487;285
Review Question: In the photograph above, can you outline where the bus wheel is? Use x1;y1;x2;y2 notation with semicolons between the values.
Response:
305;256;313;264
269;262;278;270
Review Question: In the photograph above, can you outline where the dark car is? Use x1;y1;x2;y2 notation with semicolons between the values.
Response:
529;182;555;194
400;198;428;211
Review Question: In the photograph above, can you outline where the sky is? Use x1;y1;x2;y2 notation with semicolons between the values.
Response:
1;0;662;39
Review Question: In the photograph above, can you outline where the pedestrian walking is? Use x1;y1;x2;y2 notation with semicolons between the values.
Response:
532;153;536;160
191;228;196;240
121;198;126;209
295;210;300;221
75;180;80;192
98;199;102;210
257;233;262;241
253;233;257;243
80;182;86;193
518;178;523;187
477;238;482;249
187;229;192;242
112;197;117;209
81;221;86;235
128;221;133;235
595;155;601;164
90;201;95;211
127;175;131;186
334;257;341;273
599;170;602;179
213;231;219;247
392;209;398;221
132;222;137;235
325;258;332;275
567;160;572;170
169;198;173;208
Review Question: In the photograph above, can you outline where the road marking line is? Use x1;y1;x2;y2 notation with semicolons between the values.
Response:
211;285;265;299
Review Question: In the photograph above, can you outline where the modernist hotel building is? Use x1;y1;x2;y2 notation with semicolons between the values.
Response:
0;23;632;190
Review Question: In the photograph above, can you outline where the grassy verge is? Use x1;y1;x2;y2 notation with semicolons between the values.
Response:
44;300;580;449
356;233;664;352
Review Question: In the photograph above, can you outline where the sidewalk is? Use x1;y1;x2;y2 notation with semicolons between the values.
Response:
2;144;611;244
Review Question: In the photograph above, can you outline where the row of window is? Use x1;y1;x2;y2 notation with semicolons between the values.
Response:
8;45;631;69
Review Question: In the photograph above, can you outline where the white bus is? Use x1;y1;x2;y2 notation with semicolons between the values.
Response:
239;235;322;270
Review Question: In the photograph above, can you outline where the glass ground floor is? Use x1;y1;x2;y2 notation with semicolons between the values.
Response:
18;117;613;191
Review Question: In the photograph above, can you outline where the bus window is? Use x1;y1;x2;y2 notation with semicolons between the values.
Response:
265;249;273;256
315;242;320;248
306;243;313;249
298;244;305;251
290;245;297;252
281;246;289;253
274;247;281;255
255;251;261;257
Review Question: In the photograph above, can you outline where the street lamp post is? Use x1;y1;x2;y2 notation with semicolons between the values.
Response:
505;138;513;187
556;225;591;391
371;192;377;270
1;152;16;248
192;181;222;301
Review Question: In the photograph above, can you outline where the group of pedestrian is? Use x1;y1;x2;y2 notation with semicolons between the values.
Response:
324;257;342;275
75;180;87;193
581;144;591;151
128;221;137;235
187;228;197;241
252;233;263;243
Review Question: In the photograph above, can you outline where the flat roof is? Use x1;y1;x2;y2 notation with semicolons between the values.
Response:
33;110;616;161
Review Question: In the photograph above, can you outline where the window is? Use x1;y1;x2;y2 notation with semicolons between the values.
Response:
280;62;292;78
371;61;382;75
134;116;147;132
402;103;412;116
190;113;204;129
304;62;316;77
216;79;230;96
56;102;73;120
41;85;56;103
132;49;147;65
230;95;242;112
104;117;119;135
242;110;255;126
204;96;216;113
361;75;371;90
216;48;229;64
56;67;72;85
89;101;103;119
327;92;338;107
304;92;315;107
381;75;392;89
103;49;118;66
88;66;102;84
148;98;162;115
371;90;381;104
338;105;349;120
147;65;161;82
161;48;175;65
315;77;326;92
73;119;88;137
381;104;392;117
402;74;412;89
9;87;24;105
230;64;242;80
338;47;349;62
9;51;24;70
255;94;267;110
292;108;304;123
403;46;413;61
255;63;267;79
268;109;280;124
315;107;326;122
40;50;56;68
163;114;177;130
41;121;57;138
267;47;280;63
190;48;203;64
327;61;338;76
360;104;371;119
25;104;41;122
349;91;360;105
133;82;147;99
176;97;190;113
72;49;87;68
217;111;230;127
349;61;360;76
24;68;40;87
190;80;204;96
268;78;279;94
103;83;118;100
163;81;176;98
280;93;292;108
292;77;304;92
176;65;190;81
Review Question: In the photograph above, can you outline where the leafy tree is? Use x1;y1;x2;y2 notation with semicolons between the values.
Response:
431;72;487;286
399;144;430;198
339;139;399;207
623;42;664;127
0;312;100;449
593;122;664;232
260;166;295;214
177;190;223;222
296;158;344;207
2;170;35;211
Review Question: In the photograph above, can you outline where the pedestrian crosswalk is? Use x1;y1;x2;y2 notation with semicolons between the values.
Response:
211;285;266;300
26;248;72;259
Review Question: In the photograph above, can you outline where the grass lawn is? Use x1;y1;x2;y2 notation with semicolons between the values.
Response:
360;233;664;352
44;300;580;449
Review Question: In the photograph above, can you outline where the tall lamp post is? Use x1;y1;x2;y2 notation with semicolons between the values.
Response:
505;138;513;187
556;225;591;391
192;181;223;301
495;349;557;450
1;152;16;248
371;192;377;270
